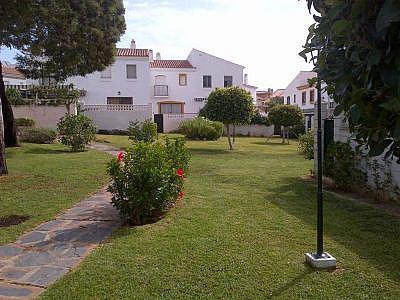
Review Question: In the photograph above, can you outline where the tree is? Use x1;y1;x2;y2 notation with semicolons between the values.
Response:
301;0;400;162
200;87;254;150
268;105;304;144
267;96;284;112
0;0;126;175
0;98;6;175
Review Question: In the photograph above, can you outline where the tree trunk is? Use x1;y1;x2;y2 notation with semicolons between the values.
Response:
0;97;7;175
233;125;236;143
226;124;233;151
281;126;285;144
0;62;19;147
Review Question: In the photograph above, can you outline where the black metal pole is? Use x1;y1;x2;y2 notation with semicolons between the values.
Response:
316;77;323;257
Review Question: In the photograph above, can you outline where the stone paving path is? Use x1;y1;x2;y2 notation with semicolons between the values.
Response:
0;144;122;299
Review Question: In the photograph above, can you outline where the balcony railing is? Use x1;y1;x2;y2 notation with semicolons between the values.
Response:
154;85;168;97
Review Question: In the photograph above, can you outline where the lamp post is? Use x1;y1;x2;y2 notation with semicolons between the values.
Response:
304;50;336;269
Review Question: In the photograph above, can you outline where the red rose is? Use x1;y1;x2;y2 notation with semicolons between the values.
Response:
178;191;185;199
117;152;124;162
176;169;184;177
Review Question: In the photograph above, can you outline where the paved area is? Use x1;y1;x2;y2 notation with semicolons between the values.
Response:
0;144;122;299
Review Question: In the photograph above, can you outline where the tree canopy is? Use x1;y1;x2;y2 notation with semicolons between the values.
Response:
301;0;400;161
200;87;254;150
268;104;304;144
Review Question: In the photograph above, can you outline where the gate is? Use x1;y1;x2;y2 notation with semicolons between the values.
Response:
154;114;164;133
324;119;334;153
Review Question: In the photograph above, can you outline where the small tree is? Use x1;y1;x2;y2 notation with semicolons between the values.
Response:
57;115;96;152
268;105;304;144
267;96;284;112
200;87;254;150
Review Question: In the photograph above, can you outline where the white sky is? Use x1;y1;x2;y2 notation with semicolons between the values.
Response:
0;0;315;91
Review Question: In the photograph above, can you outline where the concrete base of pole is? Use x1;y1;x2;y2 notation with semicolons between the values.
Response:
305;252;336;269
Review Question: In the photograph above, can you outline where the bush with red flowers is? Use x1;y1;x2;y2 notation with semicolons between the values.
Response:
107;137;190;225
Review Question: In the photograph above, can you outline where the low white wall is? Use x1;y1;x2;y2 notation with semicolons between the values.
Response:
83;104;152;131
226;125;275;137
12;105;73;129
163;113;197;133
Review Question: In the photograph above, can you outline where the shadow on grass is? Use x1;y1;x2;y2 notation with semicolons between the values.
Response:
267;177;400;283
23;147;70;155
269;267;314;298
189;148;232;156
251;141;293;146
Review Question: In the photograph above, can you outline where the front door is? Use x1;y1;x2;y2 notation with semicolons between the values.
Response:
154;114;164;133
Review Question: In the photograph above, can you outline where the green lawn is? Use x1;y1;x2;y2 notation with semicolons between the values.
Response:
41;136;400;299
0;143;111;245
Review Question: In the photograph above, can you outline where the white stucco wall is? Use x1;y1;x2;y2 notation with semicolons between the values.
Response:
12;105;73;129
67;56;151;106
3;76;26;85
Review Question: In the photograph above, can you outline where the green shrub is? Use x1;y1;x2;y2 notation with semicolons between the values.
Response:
178;117;224;141
6;88;26;105
289;122;306;138
298;130;314;159
15;118;35;127
324;142;366;191
57;114;96;152
107;137;190;225
19;128;57;144
250;112;270;126
127;119;157;143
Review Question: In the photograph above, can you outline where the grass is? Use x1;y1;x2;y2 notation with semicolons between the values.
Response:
41;136;400;299
0;143;111;245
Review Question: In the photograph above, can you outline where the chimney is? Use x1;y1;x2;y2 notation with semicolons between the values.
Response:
130;39;136;49
156;52;161;60
149;49;154;62
244;74;248;85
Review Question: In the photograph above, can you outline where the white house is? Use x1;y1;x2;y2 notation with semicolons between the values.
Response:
68;39;257;116
283;71;333;131
2;64;27;85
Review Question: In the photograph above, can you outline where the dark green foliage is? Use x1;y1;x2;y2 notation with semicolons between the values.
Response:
298;130;314;159
289;122;306;138
57;115;96;152
268;105;304;143
250;112;270;126
301;0;400;161
178;117;224;141
267;96;284;112
19;128;57;144
324;142;366;191
15;118;35;127
107;138;190;225
127;119;158;143
6;88;25;105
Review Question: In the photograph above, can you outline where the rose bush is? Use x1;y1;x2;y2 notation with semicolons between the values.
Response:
107;137;190;225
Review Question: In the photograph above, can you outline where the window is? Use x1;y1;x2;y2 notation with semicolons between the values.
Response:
107;97;133;105
286;96;290;105
100;67;111;79
224;76;233;87
293;94;296;103
302;92;307;105
310;89;315;104
179;74;187;86
203;75;212;88
159;103;183;114
126;64;137;79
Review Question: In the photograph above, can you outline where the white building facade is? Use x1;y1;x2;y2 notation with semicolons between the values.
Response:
283;71;333;131
67;41;257;116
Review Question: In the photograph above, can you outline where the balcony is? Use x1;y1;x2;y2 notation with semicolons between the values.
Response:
154;85;168;97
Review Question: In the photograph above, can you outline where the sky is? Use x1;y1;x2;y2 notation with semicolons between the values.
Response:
0;0;315;91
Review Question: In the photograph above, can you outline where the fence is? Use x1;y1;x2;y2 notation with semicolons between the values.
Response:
83;104;152;131
226;125;275;137
163;113;198;133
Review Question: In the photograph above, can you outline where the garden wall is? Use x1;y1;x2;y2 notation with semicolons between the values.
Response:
12;105;74;129
227;125;275;137
163;113;198;133
83;104;152;131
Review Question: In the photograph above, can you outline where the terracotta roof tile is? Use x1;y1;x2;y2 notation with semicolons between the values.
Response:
2;66;25;79
116;48;149;57
150;60;194;69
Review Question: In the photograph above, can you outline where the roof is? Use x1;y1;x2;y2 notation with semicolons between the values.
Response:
150;60;194;69
189;49;245;68
2;66;25;79
116;48;149;57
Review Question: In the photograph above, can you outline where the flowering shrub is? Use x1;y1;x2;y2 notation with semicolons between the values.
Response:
298;130;314;159
107;137;190;225
57;114;96;152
